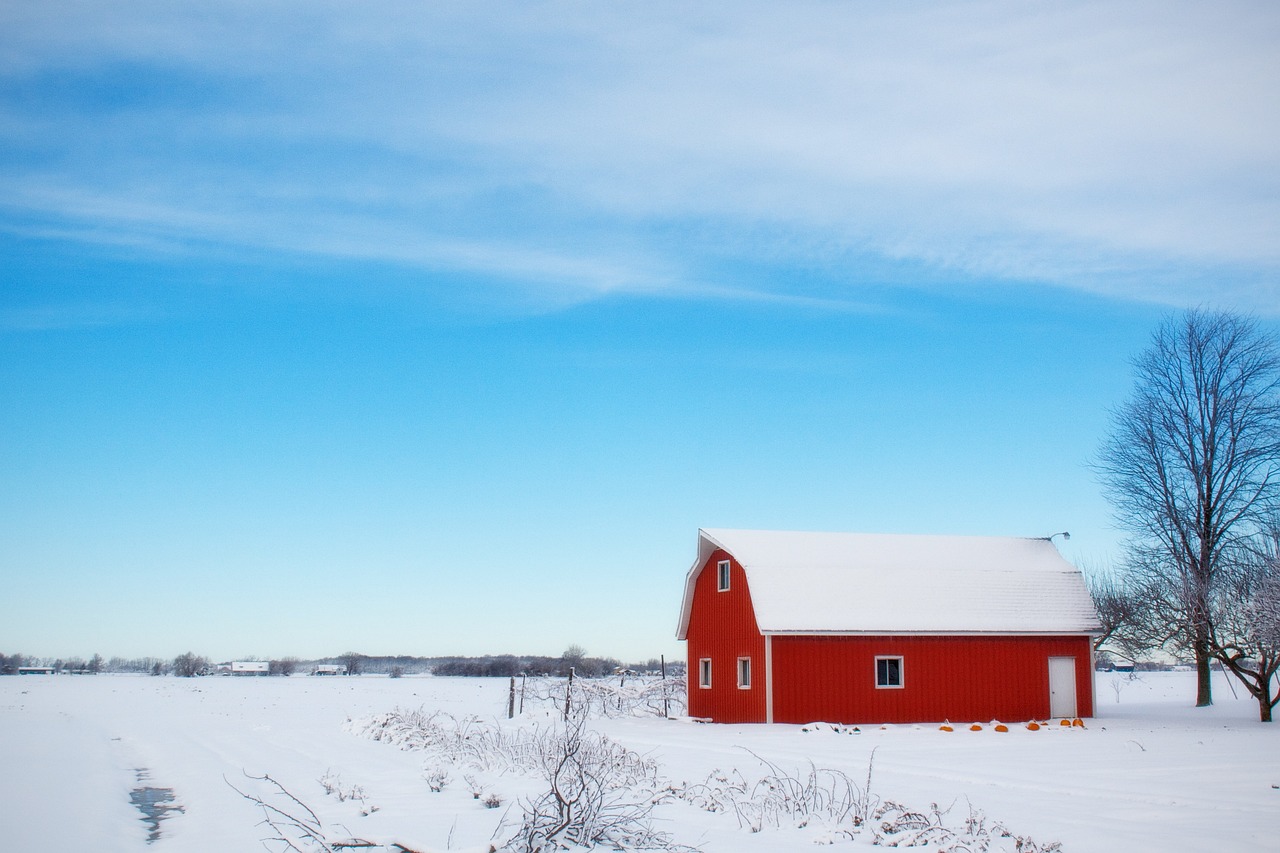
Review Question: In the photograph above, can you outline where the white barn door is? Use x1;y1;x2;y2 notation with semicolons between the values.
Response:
1048;656;1077;718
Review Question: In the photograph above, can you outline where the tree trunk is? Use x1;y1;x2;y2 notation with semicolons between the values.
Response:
1259;668;1275;723
1195;633;1213;707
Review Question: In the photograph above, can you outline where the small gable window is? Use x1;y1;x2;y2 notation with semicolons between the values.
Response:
699;658;712;689
717;560;731;592
737;657;752;689
875;656;904;689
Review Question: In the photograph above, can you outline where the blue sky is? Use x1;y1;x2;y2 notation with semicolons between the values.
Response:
2;2;1278;663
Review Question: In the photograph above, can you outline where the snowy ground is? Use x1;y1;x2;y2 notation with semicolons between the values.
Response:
0;671;1276;852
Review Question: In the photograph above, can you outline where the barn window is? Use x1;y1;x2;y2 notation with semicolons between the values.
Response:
875;656;904;689
737;657;752;689
698;658;712;688
717;560;731;591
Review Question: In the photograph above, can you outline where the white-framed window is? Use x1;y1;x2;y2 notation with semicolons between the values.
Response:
875;656;904;689
717;559;731;592
699;658;712;689
737;656;752;689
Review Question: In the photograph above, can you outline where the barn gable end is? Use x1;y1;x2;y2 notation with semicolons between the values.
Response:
683;548;767;723
678;528;1102;725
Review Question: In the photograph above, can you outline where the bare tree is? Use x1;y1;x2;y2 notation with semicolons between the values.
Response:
173;652;208;677
1085;567;1146;662
560;645;587;677
1211;532;1280;721
337;652;363;676
1097;309;1280;706
270;658;299;677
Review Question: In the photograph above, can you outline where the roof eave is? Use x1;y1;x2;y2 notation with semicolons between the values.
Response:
676;529;729;640
759;628;1105;637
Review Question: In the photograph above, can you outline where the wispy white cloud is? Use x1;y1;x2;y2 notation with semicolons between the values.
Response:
0;301;163;331
2;1;1278;312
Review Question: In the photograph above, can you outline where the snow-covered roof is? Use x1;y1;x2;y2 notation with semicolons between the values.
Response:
231;661;269;671
676;528;1102;639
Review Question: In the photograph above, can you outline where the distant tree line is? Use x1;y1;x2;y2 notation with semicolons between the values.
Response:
0;652;111;674
0;652;28;674
2;648;684;679
433;654;616;678
309;647;678;678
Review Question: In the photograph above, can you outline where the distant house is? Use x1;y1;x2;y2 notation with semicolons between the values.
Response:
231;661;270;676
17;666;55;675
312;664;347;676
676;528;1102;725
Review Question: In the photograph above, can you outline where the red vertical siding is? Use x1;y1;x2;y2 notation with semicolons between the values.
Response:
770;634;1094;724
685;550;767;722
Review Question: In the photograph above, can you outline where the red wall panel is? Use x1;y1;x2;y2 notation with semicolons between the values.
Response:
685;550;767;723
770;634;1094;724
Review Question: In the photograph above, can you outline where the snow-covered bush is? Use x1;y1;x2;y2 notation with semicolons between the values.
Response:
519;674;687;719
870;799;1062;851
348;708;539;773
228;772;398;852
674;751;877;837
495;710;684;852
316;769;375;815
348;706;688;851
674;751;1062;852
347;708;1062;852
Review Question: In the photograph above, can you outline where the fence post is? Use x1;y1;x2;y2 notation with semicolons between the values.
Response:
565;667;575;721
661;655;669;719
508;675;516;719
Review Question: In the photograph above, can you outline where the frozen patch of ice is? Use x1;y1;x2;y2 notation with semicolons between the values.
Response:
129;769;184;843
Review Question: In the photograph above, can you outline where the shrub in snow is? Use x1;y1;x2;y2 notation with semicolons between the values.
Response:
495;710;685;853
673;750;1061;852
347;706;1063;852
520;674;687;720
465;773;486;800
228;772;399;852
317;769;375;814
347;706;688;851
424;767;450;793
871;799;1063;852
348;708;536;774
674;751;878;837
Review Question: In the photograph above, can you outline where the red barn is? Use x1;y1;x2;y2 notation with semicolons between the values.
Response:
676;528;1102;725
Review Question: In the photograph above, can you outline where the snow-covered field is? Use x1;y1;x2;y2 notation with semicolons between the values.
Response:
1;671;1275;852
